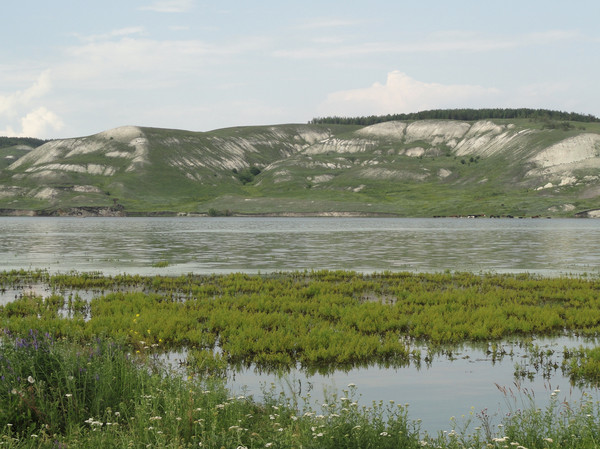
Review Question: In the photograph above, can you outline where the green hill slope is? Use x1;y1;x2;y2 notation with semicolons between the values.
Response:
1;117;600;217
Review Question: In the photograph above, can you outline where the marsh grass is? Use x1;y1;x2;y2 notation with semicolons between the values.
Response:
2;331;600;448
3;270;600;383
151;260;170;268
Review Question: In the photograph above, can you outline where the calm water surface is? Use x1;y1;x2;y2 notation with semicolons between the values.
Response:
2;217;600;433
1;217;598;275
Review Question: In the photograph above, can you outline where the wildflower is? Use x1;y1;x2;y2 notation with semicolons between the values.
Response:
149;416;162;421
380;431;389;436
31;434;38;438
265;443;273;448
237;446;248;449
65;394;73;398
27;376;35;384
347;383;356;387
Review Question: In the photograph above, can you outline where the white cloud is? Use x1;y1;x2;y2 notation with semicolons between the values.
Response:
139;0;194;13
275;30;581;60
79;27;146;43
19;107;64;138
295;18;361;30
0;71;63;138
0;71;52;116
318;71;501;117
54;35;269;90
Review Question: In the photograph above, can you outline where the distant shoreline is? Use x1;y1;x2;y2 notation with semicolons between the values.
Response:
2;206;598;218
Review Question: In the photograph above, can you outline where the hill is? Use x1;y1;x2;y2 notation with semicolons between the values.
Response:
1;115;600;217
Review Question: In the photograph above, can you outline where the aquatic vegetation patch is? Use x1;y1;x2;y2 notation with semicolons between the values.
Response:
2;270;600;381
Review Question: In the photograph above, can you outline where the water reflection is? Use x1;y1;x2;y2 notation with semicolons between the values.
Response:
0;217;599;275
222;336;599;435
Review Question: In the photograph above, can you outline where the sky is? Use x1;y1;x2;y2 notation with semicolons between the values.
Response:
1;0;599;139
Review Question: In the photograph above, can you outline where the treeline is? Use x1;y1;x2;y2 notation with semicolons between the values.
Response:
0;136;48;150
310;108;600;126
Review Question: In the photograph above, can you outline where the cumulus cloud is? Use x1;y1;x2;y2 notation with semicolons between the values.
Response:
0;71;52;116
139;0;194;13
0;71;63;138
20;107;64;137
318;71;502;117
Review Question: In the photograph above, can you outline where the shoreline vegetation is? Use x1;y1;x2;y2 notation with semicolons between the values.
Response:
1;208;599;218
2;270;600;447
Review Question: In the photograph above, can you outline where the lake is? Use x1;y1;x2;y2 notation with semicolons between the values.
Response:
1;216;599;276
1;216;600;434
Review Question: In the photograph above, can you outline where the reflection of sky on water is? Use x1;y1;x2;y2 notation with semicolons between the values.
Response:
0;217;599;275
226;337;600;435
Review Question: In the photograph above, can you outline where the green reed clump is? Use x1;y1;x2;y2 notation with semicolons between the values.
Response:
0;330;150;436
563;346;600;385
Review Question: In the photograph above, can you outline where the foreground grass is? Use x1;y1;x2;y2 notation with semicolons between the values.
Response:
2;331;600;449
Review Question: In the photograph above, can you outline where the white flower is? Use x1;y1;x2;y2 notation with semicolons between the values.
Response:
380;431;389;436
65;394;73;398
27;376;35;384
265;444;273;448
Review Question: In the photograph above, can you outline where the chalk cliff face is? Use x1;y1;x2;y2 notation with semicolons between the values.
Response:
1;120;600;217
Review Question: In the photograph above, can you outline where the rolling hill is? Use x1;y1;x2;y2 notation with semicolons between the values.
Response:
1;115;600;217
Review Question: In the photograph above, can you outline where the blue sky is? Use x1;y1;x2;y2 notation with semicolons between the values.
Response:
1;0;599;138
